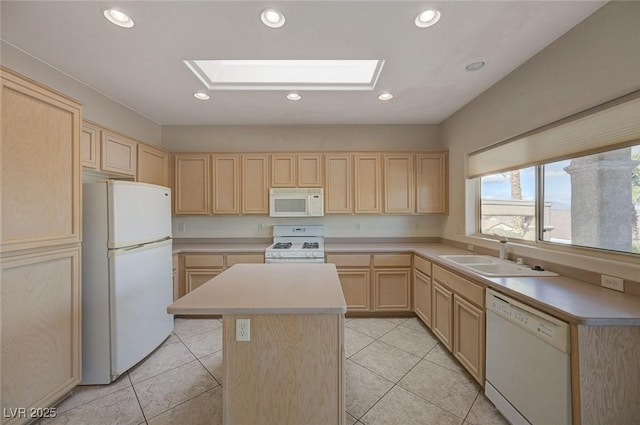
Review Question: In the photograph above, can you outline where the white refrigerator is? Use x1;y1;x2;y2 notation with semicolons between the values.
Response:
82;181;174;384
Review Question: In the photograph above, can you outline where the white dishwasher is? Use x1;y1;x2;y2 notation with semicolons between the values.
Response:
485;289;571;425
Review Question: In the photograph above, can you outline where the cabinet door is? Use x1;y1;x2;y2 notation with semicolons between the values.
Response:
174;154;210;215
432;280;453;350
212;154;240;214
101;130;137;176
416;153;448;213
384;154;414;213
1;69;81;252
355;154;382;213
137;143;169;187
453;295;485;384
338;269;371;311
373;269;411;311
325;154;353;214
242;154;270;214
1;247;81;417
271;154;296;187
298;154;323;187
185;269;221;293
82;121;100;169
414;270;432;328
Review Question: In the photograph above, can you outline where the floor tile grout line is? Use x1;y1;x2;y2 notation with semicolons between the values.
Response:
129;347;199;386
139;384;222;423
462;391;482;425
50;377;133;416
128;373;150;425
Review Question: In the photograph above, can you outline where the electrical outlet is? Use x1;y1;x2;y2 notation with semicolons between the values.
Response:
355;223;361;231
601;275;624;292
236;318;250;341
258;223;263;230
177;223;186;232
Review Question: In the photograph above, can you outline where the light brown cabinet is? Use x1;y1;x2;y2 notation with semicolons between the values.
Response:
271;154;296;187
138;143;169;187
225;253;264;268
186;269;222;292
271;153;323;187
242;154;270;214
101;130;137;176
81;121;101;169
416;152;448;213
212;154;240;214
432;264;485;384
298;154;323;187
354;154;382;213
413;256;432;328
1;68;82;424
327;254;372;312
325;154;353;214
372;254;412;312
383;153;414;213
174;154;211;215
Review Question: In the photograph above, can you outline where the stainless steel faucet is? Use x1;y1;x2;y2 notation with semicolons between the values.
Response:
499;236;508;260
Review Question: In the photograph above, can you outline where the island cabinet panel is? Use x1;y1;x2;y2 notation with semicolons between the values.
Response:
453;295;485;384
298;153;323;187
212;154;240;214
414;268;432;328
432;280;453;351
1;247;81;424
223;314;344;425
1;69;81;252
271;154;296;187
325;154;353;214
373;269;411;311
383;153;414;214
174;154;211;215
354;154;382;213
137;143;169;187
337;269;371;311
81;121;100;169
416;152;448;214
242;154;270;214
101;130;137;176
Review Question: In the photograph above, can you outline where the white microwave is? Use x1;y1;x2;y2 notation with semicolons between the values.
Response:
269;188;324;217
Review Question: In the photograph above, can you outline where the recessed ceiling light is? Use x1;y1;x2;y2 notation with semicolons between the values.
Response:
377;92;394;101
261;9;285;28
103;9;134;28
286;93;302;101
415;9;441;28
193;92;210;100
466;61;486;72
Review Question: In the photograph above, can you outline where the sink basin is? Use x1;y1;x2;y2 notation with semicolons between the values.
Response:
438;255;498;265
438;254;558;277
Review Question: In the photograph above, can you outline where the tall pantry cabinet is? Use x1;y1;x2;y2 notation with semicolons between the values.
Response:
1;68;82;424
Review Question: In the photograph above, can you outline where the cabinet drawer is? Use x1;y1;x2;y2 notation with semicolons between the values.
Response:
373;254;412;267
226;253;264;267
433;265;484;307
414;256;432;276
326;254;371;268
184;254;223;268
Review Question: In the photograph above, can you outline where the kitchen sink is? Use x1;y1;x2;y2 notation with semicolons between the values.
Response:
438;255;558;277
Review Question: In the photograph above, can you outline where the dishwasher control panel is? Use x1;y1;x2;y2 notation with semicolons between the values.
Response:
486;289;570;352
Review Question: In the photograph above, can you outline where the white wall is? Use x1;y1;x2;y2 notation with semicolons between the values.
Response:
1;41;162;146
440;2;640;277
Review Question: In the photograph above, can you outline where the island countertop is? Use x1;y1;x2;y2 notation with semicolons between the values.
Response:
167;263;347;315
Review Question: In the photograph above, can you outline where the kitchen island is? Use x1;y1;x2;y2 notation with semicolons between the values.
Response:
167;263;347;425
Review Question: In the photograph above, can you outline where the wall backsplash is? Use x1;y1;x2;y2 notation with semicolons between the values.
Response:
172;215;446;239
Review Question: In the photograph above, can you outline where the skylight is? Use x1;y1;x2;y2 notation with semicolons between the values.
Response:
183;60;385;91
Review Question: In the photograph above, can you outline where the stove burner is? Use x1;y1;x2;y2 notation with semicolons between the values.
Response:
272;242;292;249
302;242;319;249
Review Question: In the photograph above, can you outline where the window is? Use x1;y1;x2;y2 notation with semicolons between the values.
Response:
478;144;640;255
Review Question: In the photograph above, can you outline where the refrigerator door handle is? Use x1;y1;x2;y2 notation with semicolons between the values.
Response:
109;239;173;257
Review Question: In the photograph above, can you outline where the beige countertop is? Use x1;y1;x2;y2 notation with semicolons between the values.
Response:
168;263;347;315
172;241;640;325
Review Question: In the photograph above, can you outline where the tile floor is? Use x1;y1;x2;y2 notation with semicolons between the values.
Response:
41;317;509;425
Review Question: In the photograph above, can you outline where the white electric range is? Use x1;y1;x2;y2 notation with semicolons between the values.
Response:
265;225;325;263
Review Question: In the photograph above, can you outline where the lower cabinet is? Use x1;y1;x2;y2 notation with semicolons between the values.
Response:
373;269;411;311
337;269;371;311
431;265;485;384
186;269;222;292
413;268;432;328
1;246;81;424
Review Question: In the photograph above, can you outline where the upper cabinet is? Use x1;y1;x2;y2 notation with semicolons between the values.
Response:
81;121;100;169
325;154;353;214
101;130;137;176
212;154;240;214
354;154;382;214
416;152;448;214
174;154;210;215
137;143;169;187
1;68;81;251
383;153;414;214
242;154;270;214
271;153;323;187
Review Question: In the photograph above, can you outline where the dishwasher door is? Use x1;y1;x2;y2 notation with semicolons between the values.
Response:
485;289;571;425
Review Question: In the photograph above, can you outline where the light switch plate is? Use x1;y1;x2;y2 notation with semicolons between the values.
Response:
601;275;624;292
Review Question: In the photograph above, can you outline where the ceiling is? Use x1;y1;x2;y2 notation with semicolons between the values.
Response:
0;1;605;125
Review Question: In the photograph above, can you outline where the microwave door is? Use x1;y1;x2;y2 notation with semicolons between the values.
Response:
272;197;308;216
